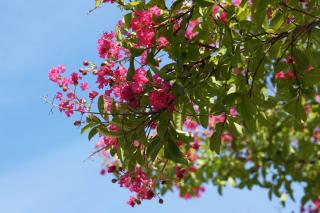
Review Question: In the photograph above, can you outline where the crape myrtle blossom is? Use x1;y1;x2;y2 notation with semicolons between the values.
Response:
48;14;176;203
47;1;320;210
130;6;162;47
47;19;237;205
185;19;201;40
212;5;228;24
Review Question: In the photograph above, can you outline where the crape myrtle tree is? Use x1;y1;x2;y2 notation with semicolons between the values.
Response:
46;0;320;211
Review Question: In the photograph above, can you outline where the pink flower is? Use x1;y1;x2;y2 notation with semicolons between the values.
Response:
157;36;168;48
221;132;233;143
58;100;74;117
191;141;200;151
130;9;157;47
212;5;220;17
121;82;143;100
133;140;140;147
183;118;198;131
49;67;60;83
304;64;314;73
56;92;63;101
57;64;66;73
60;77;71;91
114;65;127;83
89;91;99;99
97;32;123;60
233;0;241;6
220;11;228;24
107;165;117;173
108;124;119;132
314;200;320;208
140;50;147;65
286;70;296;79
229;107;238;117
133;67;149;84
80;82;89;91
77;105;86;114
176;166;186;180
71;72;81;85
149;89;174;111
180;186;205;200
275;71;286;79
149;6;161;17
185;19;201;40
127;196;136;207
67;92;76;100
182;192;192;200
208;113;226;127
119;168;155;203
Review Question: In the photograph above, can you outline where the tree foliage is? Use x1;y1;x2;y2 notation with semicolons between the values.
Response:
47;0;320;210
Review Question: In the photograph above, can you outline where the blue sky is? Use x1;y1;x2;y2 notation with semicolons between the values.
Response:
0;1;301;212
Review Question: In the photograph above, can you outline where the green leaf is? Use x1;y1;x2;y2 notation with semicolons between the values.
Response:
164;139;188;165
126;56;135;81
270;13;284;31
194;0;214;7
88;127;98;140
147;138;164;161
210;123;223;153
98;95;108;120
237;96;256;132
283;100;306;122
157;112;170;140
122;13;133;30
292;48;309;71
81;123;95;134
128;153;137;172
97;126;122;138
303;69;320;86
252;0;269;27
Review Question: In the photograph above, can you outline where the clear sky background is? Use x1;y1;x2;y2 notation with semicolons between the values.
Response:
0;1;302;212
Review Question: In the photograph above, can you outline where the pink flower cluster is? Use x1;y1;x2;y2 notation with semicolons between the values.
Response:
275;70;296;80
118;168;155;207
212;6;228;24
209;113;226;127
185;19;201;40
183;118;198;132
149;75;174;111
181;186;206;200
49;65;99;117
130;6;161;47
97;32;125;60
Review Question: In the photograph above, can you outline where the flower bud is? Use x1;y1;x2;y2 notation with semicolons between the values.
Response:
73;120;81;126
83;60;89;66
